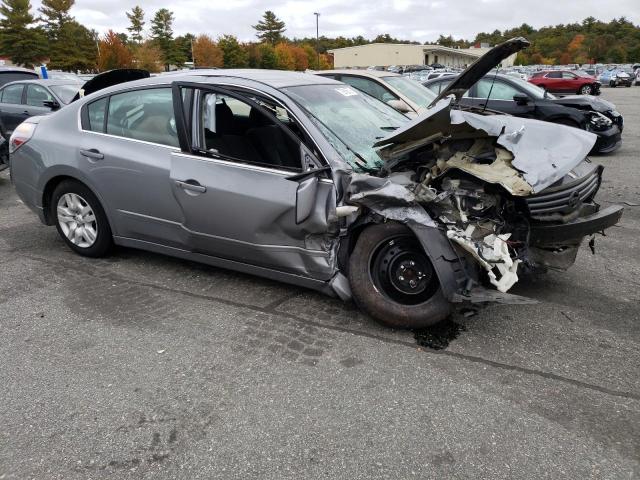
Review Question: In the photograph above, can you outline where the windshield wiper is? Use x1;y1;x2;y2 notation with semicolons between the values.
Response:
379;126;399;131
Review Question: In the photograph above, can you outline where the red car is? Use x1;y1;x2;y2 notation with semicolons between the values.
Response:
529;70;601;95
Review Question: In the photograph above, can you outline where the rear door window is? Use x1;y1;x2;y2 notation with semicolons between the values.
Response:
105;88;178;147
546;72;562;79
1;84;24;104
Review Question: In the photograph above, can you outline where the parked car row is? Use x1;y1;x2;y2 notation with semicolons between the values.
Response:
5;38;624;329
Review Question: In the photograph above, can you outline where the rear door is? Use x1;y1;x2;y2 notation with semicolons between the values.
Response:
78;86;186;246
544;71;562;92
0;83;27;135
169;82;337;280
561;71;579;93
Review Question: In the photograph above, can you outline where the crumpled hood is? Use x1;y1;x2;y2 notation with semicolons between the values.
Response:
552;95;616;112
374;98;597;193
429;37;530;107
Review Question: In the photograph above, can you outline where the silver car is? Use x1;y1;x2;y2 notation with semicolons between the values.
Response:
9;59;623;329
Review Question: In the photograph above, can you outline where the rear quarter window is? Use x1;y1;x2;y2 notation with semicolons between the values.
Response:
86;97;108;132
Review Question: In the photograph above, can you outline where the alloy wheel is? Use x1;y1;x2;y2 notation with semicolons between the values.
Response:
56;193;98;248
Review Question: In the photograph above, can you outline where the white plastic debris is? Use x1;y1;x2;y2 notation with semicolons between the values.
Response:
446;226;520;293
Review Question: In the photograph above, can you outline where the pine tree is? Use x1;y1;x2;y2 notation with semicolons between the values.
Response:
150;8;181;70
126;5;144;44
217;35;248;68
0;0;47;67
253;11;285;44
38;0;73;37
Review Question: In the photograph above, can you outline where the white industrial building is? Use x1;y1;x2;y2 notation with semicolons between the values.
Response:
328;43;516;69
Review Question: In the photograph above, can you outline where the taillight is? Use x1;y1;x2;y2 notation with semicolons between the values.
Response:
9;122;37;154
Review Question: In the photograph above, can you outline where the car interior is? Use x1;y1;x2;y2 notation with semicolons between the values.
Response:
201;93;302;170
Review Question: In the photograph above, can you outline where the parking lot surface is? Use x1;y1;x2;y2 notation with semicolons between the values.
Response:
1;88;639;479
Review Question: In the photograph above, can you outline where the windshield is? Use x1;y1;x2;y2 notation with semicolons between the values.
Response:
283;84;409;172
382;76;436;108
506;76;557;99
50;84;81;104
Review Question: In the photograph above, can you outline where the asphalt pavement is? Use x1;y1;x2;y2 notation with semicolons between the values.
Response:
0;87;639;479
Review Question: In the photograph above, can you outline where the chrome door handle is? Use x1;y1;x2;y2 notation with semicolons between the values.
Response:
80;148;104;160
175;180;206;193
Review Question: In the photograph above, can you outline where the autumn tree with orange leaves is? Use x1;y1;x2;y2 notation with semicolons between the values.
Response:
193;34;223;68
98;30;133;70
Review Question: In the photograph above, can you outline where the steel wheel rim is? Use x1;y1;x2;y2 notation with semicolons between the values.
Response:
369;235;438;305
56;193;98;248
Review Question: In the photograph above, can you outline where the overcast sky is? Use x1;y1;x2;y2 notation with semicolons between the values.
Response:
30;0;640;42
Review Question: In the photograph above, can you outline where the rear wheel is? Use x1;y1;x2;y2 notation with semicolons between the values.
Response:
50;180;113;257
348;223;450;329
0;127;8;170
579;84;593;95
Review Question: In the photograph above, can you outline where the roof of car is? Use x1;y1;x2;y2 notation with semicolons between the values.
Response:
2;78;82;88
423;72;520;85
315;69;400;79
0;66;38;74
152;69;342;89
12;78;81;86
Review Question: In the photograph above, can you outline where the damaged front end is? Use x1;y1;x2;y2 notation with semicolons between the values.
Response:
344;98;624;302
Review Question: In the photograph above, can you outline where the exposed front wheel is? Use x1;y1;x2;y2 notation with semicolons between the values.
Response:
50;180;113;257
348;223;450;329
579;84;593;95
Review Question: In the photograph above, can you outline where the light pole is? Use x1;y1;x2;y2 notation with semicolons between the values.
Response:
314;12;320;69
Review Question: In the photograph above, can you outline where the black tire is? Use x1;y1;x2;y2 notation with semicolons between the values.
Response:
348;222;451;329
610;81;616;88
50;180;113;257
579;84;593;95
0;126;8;168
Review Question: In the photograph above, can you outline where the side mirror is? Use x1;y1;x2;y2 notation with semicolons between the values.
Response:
43;100;60;110
513;93;529;105
386;99;412;113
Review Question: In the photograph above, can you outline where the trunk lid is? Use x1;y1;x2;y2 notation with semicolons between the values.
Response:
71;69;150;102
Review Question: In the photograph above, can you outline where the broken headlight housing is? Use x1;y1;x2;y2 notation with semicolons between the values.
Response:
586;111;613;131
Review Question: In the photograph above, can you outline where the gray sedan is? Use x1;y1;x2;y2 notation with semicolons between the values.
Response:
9;67;623;328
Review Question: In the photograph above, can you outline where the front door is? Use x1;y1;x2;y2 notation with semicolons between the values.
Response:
169;83;337;280
470;78;535;117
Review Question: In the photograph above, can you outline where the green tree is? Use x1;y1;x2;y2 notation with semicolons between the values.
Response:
126;5;145;44
38;0;73;36
175;33;195;63
0;0;47;67
252;10;285;44
258;43;277;68
217;35;248;67
49;20;96;71
150;8;181;70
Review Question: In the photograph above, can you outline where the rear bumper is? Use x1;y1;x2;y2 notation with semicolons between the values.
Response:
529;204;624;245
